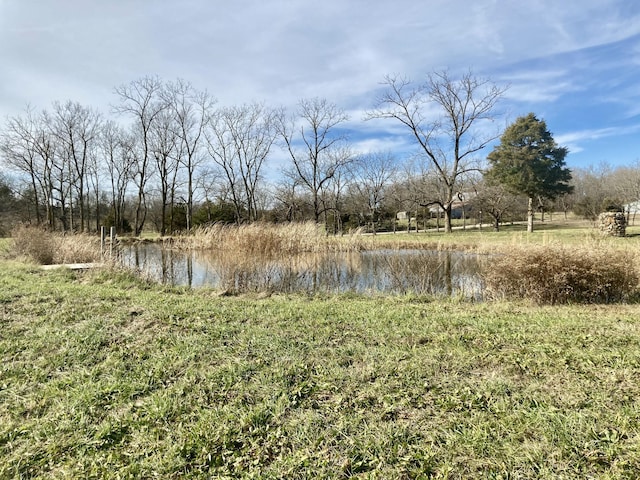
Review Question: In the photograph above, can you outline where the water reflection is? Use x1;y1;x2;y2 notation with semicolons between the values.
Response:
120;244;486;298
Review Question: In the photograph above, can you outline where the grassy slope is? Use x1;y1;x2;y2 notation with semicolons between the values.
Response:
1;262;640;478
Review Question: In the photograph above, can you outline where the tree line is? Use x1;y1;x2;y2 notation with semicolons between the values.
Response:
0;71;636;237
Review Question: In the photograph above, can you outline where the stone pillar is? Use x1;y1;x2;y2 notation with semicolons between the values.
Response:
598;212;626;237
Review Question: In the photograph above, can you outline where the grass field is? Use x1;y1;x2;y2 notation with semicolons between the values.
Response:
366;219;640;252
2;259;640;478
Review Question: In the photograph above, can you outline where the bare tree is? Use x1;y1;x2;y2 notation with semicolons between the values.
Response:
2;105;103;232
86;136;102;232
612;160;640;224
367;71;506;232
42;107;73;231
100;121;135;233
149;110;180;235
384;180;411;233
393;157;447;232
278;98;353;225
324;166;352;234
194;166;230;223
571;163;616;222
0;107;51;225
471;179;524;231
7;109;62;229
163;79;214;231
51;101;102;231
113;76;167;236
271;179;306;222
0;173;19;234
205;103;278;223
350;151;398;234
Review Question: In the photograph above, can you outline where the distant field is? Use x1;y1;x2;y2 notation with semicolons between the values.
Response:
364;217;640;252
1;261;640;478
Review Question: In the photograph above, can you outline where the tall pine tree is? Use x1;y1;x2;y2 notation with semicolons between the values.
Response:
486;113;572;232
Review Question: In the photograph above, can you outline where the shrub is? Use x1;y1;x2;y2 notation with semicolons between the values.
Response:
483;244;639;304
11;225;57;264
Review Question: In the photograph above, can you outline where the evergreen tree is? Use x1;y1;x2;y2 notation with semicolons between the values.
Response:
486;113;573;232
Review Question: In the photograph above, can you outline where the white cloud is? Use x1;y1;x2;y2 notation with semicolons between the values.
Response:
1;0;640;167
557;124;640;145
557;124;640;158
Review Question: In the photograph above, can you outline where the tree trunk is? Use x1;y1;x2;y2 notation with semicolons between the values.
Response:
527;196;534;233
186;174;193;231
160;194;167;236
95;189;100;233
371;207;376;235
444;205;452;233
30;176;42;224
134;191;146;236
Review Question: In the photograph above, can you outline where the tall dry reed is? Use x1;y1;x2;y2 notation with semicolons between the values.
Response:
11;225;103;265
483;243;640;304
179;222;367;255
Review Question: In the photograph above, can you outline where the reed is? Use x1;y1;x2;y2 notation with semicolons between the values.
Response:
382;250;485;297
10;225;102;265
483;243;640;304
179;222;369;255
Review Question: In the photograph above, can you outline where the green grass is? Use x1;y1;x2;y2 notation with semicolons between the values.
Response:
0;237;11;255
366;218;640;252
2;261;640;478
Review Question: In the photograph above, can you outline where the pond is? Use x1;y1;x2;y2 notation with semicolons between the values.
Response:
119;244;488;299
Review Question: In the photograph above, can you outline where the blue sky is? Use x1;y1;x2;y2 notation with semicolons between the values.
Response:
1;0;640;171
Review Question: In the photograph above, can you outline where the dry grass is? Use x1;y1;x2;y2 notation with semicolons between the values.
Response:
483;243;640;304
178;222;370;255
10;225;103;265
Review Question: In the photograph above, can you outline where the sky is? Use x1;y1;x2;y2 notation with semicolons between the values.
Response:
1;0;640;172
